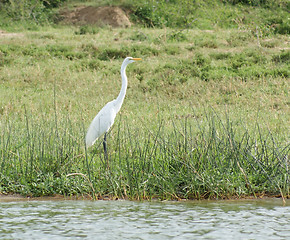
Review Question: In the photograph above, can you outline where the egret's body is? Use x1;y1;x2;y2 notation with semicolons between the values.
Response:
86;57;141;149
85;100;116;147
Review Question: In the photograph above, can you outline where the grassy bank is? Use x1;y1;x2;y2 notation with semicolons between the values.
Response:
0;1;289;200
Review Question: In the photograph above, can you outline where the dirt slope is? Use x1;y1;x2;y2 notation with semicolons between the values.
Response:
60;6;132;28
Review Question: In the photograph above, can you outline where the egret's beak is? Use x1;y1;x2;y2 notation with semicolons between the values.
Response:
132;58;142;61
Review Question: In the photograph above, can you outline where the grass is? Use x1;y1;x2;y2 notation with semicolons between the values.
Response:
0;1;289;200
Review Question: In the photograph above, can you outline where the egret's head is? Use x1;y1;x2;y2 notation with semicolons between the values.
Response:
124;57;142;65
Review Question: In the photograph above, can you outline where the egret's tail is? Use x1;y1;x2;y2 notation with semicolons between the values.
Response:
85;134;96;148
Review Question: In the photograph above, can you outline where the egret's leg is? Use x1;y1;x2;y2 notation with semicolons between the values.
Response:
103;133;109;168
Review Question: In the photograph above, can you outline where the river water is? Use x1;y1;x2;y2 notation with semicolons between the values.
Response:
0;198;289;239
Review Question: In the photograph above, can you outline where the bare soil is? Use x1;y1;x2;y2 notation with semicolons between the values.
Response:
59;6;132;28
1;193;288;203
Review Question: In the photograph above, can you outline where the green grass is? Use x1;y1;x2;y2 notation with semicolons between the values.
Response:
0;1;289;200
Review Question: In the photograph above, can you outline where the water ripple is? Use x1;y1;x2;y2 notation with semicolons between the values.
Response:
0;199;289;239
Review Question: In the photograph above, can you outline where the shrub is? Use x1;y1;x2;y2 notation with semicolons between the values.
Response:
272;50;290;63
130;0;198;28
274;19;290;35
3;0;47;22
75;25;100;35
41;0;67;8
129;31;149;41
223;0;284;6
97;48;129;61
0;0;67;24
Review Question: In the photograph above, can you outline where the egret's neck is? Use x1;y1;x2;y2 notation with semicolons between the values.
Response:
115;63;128;112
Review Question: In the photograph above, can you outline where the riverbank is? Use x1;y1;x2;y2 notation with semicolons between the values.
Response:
0;1;289;200
0;193;289;207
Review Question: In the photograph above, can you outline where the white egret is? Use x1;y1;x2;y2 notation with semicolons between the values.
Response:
85;57;141;159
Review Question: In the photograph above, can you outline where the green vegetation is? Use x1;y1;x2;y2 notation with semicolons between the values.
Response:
0;0;289;200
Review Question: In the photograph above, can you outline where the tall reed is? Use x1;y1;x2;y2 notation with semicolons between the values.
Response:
0;108;288;200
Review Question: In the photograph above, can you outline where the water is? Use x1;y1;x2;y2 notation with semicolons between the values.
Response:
0;198;289;239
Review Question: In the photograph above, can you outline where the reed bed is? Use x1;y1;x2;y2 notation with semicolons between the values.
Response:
1;107;288;200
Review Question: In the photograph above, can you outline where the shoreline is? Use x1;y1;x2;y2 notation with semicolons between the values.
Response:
1;193;288;204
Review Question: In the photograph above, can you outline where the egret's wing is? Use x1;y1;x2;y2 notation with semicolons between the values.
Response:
85;101;116;147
